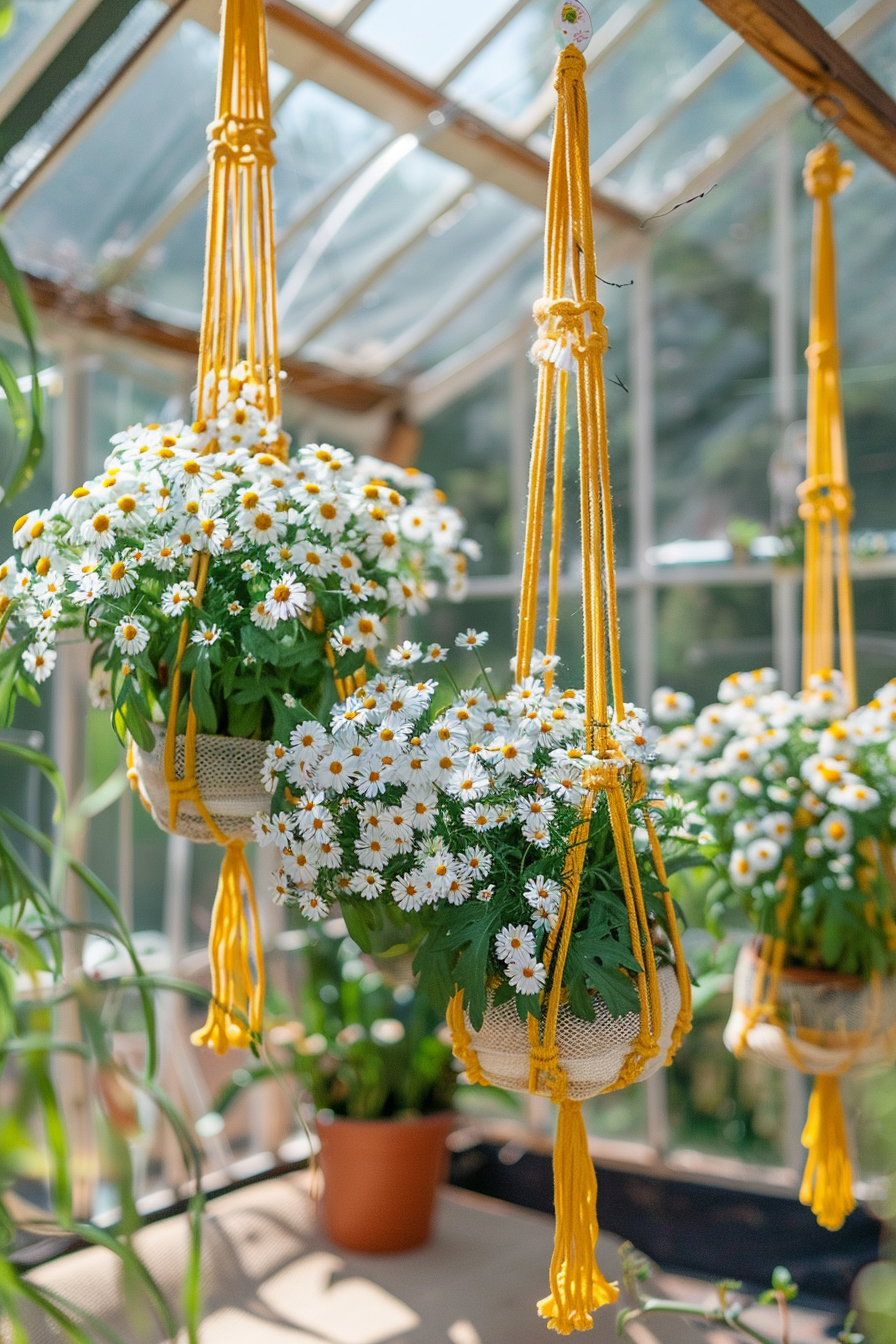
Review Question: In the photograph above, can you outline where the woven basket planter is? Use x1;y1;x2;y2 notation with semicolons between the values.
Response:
463;962;682;1100
130;727;270;844
723;942;896;1074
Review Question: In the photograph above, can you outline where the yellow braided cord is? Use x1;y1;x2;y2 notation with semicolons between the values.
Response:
196;0;283;439
800;1075;855;1230
537;1100;618;1332
799;142;856;708
446;989;491;1088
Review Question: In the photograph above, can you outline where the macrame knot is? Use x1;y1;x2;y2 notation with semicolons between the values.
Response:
528;1042;568;1102
554;42;586;86
581;759;623;792
797;473;854;523
803;140;853;200
530;299;608;371
208;114;276;167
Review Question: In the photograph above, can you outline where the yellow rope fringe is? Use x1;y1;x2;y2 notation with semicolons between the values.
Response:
800;1075;855;1230
537;1100;618;1333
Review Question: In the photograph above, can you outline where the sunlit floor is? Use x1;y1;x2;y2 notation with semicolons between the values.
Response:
17;1173;844;1344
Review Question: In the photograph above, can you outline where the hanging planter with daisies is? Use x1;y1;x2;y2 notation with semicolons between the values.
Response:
652;141;896;1233
0;0;473;1056
268;20;695;1332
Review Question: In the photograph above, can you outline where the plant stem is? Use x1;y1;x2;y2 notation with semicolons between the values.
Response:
623;1298;779;1344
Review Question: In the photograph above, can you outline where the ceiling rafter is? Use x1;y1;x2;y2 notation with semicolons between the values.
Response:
0;0;106;124
21;272;394;411
647;0;896;221
697;0;896;175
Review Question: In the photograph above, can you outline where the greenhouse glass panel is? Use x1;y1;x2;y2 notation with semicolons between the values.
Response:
306;186;540;374
5;19;228;283
606;48;778;213
272;82;392;233
582;0;730;168
0;0;165;206
417;367;515;579
347;0;516;86
655;583;774;707
277;145;471;352
653;146;773;548
115;194;207;323
853;579;896;704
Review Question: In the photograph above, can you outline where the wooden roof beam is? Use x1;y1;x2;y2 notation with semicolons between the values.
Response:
697;0;896;176
22;273;394;413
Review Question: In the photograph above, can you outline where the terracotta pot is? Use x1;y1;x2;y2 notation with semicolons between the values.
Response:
316;1111;455;1253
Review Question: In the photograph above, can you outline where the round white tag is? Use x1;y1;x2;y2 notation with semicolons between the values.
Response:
554;1;593;50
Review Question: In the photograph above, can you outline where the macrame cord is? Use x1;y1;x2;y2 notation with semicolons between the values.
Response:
447;44;691;1332
731;140;895;1231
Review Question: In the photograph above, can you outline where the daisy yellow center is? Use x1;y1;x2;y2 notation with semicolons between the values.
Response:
359;619;374;635
254;513;272;531
73;487;90;498
117;496;136;513
92;515;111;533
320;503;337;520
123;624;137;641
110;562;127;581
273;584;291;603
36;557;51;576
183;461;200;475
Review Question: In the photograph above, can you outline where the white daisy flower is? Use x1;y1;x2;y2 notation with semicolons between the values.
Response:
22;642;56;683
264;572;309;622
495;924;536;964
746;837;781;873
423;642;449;664
297;546;333;578
114;617;149;656
298;892;330;922
80;511;117;549
250;600;278;631
314;748;356;793
387;641;423;668
282;845;319;884
160;581;196;617
461;846;492;881
707;780;737;813
828;781;880;812
523;876;562;911
392;872;425;911
350;869;385;900
407;784;438;832
191;622;221;649
506;955;547;995
344;611;385;651
316;838;343;868
820;810;853;851
456;628;488;650
729;849;755;887
252;814;277;846
355;835;393;870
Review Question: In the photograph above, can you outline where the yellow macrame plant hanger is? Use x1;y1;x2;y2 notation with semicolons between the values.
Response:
129;0;284;1055
447;42;691;1333
734;139;865;1231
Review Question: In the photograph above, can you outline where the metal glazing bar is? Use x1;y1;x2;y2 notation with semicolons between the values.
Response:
0;0;107;124
631;243;657;708
436;0;533;91
336;0;378;31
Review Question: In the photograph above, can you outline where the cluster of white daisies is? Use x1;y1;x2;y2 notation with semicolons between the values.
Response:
0;366;476;733
652;668;896;972
253;630;670;1009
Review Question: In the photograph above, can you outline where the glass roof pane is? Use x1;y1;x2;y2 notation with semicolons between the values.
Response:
305;185;540;372
582;0;730;165
0;0;164;207
446;0;610;128
606;47;778;212
273;81;391;231
114;194;206;323
0;0;82;89
276;144;470;348
6;18;222;284
348;0;515;85
411;242;542;370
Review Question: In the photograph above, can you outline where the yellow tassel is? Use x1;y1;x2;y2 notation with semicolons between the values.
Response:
537;1100;618;1333
191;839;265;1055
799;1074;855;1231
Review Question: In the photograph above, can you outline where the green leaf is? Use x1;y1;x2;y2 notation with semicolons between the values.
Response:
585;963;640;1019
119;698;154;752
0;234;44;502
0;353;28;436
515;991;540;1024
189;659;217;734
341;901;374;954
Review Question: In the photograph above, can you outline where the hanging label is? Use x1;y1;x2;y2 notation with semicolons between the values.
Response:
554;2;592;50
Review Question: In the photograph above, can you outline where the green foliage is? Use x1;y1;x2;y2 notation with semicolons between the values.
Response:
0;235;44;504
214;920;458;1121
0;740;206;1342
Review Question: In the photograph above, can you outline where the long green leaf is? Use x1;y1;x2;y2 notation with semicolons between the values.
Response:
0;740;66;818
71;1222;178;1341
0;234;44;502
33;1064;71;1225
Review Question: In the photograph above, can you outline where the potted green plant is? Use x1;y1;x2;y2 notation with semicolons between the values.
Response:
269;920;458;1254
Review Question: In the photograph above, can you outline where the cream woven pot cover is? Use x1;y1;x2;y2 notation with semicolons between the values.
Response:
464;962;681;1100
131;727;270;844
723;942;896;1074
